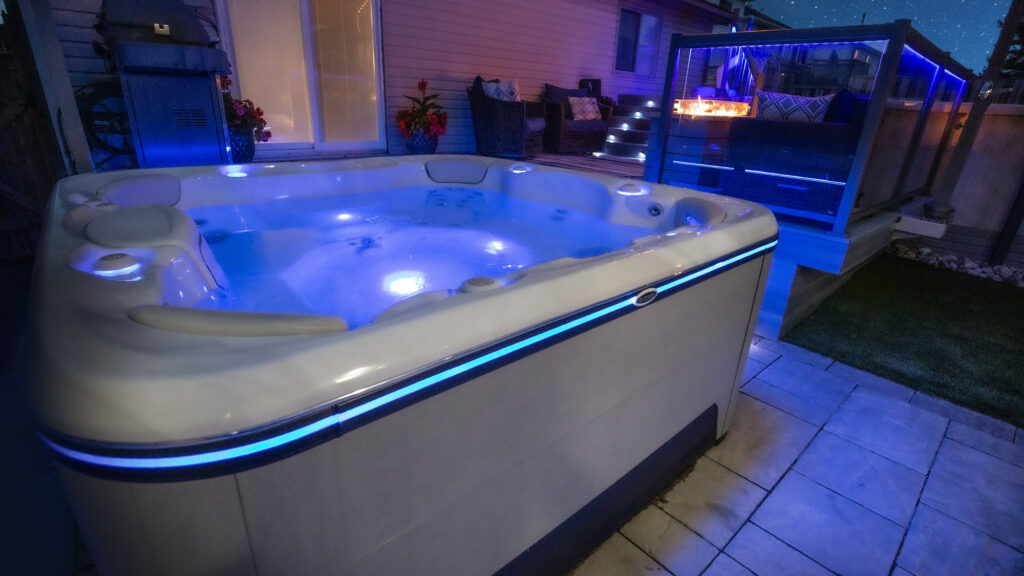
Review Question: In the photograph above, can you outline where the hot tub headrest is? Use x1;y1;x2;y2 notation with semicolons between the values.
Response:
98;175;181;207
425;158;489;184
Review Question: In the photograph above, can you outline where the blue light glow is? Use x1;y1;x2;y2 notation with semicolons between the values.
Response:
93;262;141;278
41;416;338;470
384;271;426;296
902;45;940;73
616;183;650;196
744;169;845;186
41;239;776;472
227;172;248;178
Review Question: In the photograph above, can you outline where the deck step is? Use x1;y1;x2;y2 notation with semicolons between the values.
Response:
609;117;651;132
617;94;662;107
603;94;659;161
592;152;645;164
613;104;660;119
606;127;650;145
602;141;649;159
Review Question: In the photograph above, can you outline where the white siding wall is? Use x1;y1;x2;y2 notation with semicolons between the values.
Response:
381;0;731;153
49;0;730;154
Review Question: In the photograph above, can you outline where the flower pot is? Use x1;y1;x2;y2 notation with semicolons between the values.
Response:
405;131;438;155
229;128;256;164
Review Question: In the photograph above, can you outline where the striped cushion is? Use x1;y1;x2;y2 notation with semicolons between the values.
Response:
568;97;601;121
756;91;834;123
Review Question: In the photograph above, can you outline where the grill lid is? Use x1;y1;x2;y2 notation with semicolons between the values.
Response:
99;0;213;46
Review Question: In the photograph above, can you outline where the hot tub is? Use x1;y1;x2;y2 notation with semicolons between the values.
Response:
32;155;776;575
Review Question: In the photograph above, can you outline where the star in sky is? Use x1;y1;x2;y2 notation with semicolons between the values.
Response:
751;0;1011;73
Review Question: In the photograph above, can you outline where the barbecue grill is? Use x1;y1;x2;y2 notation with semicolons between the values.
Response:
98;0;231;167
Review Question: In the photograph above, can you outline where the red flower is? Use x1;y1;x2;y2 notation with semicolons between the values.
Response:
396;80;445;141
221;77;272;143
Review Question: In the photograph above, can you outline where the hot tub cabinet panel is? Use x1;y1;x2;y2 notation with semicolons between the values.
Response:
32;156;775;575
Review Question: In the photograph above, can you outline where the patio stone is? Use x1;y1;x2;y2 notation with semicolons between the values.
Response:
793;431;924;526
747;342;780;365
891;567;913;576
825;388;947;474
702;553;755;576
620;506;717;576
707;394;818;490
725;523;832;576
1017;427;1022;443
897;504;1024;576
568;532;669;576
754;339;832;370
946;420;1024;469
656;456;766;548
825;362;914;402
921;438;1024;551
741;379;833;426
752;472;903;576
745;358;854;425
910;392;1015;441
741;357;767;385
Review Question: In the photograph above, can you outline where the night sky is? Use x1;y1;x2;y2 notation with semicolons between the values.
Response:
751;0;1012;73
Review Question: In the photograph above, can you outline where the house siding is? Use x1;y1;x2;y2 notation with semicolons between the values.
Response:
48;0;730;154
380;0;732;154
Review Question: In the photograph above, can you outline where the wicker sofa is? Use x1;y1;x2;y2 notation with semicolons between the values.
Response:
541;83;612;154
466;76;546;158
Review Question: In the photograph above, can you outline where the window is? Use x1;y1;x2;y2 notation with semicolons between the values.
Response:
218;0;385;154
615;9;660;75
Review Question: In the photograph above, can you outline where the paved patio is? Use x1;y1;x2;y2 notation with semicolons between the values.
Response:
571;336;1024;576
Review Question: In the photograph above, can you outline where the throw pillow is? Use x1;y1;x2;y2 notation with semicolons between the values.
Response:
543;84;586;105
568;97;602;121
755;91;834;123
482;79;520;101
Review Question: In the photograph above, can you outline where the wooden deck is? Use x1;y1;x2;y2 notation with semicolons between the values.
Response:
529;153;644;179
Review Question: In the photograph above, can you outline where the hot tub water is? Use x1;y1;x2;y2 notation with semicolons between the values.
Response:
189;185;651;327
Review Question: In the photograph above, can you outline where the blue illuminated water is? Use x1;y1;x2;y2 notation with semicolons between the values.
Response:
188;186;651;328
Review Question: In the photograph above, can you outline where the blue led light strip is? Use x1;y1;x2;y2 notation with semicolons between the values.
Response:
744;169;846;187
943;69;965;85
672;160;734;171
902;45;940;73
42;240;777;471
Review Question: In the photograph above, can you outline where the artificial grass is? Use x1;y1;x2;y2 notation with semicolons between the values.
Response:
784;253;1024;429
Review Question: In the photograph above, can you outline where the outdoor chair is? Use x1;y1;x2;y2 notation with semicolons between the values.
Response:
466;76;545;158
541;83;612;154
